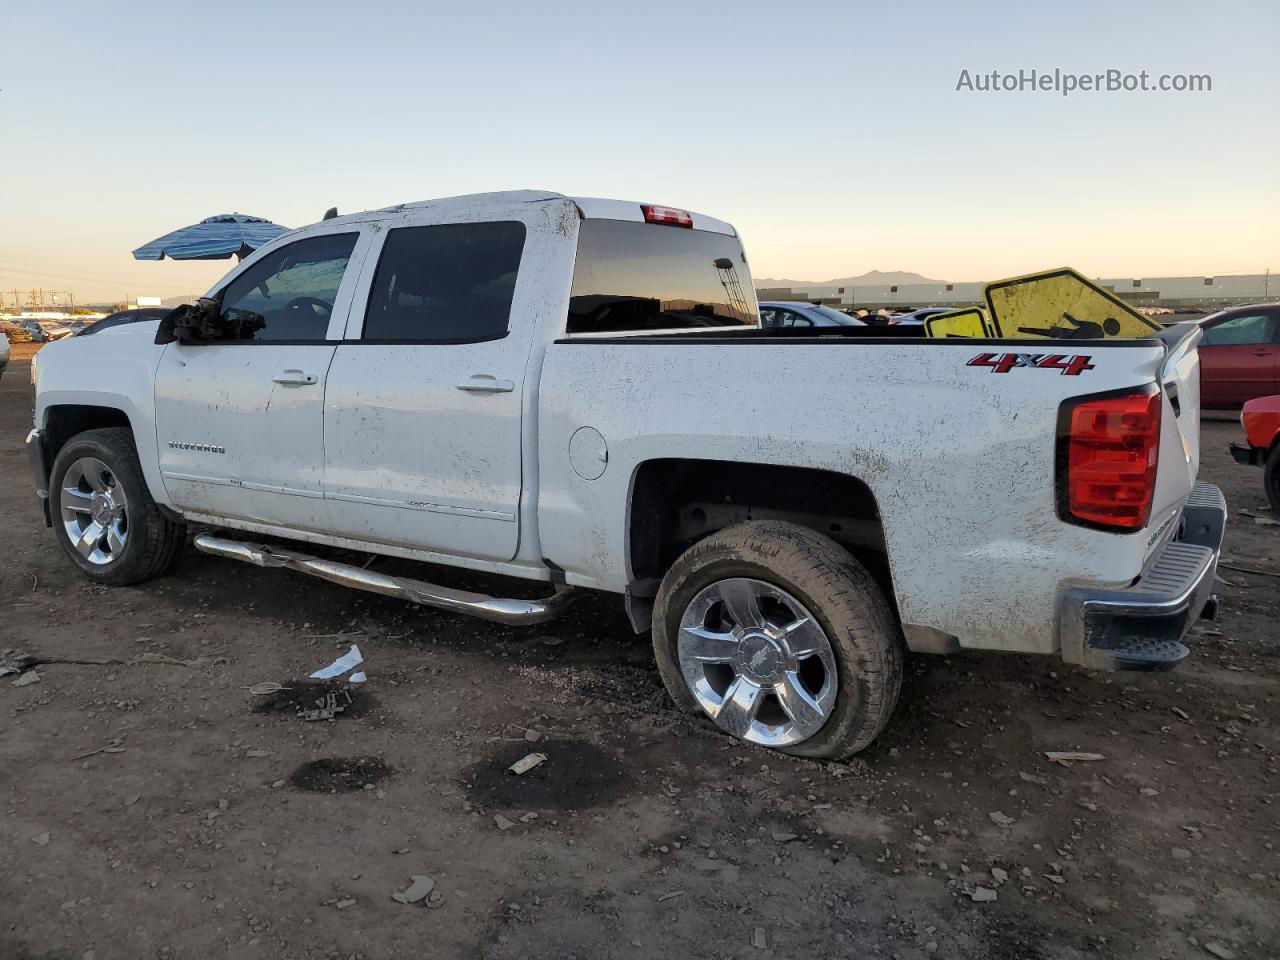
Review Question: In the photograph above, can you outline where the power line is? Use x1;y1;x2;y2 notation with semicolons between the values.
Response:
0;262;212;289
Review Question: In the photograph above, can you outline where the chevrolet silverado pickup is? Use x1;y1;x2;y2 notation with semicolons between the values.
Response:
27;190;1226;758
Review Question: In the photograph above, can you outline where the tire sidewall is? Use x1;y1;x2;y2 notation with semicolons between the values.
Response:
653;537;888;758
49;433;151;583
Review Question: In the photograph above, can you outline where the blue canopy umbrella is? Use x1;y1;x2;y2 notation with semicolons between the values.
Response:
132;212;289;261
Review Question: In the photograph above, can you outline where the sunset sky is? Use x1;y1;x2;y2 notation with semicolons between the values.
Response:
1;0;1276;303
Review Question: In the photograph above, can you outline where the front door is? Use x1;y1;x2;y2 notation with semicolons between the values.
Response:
155;228;368;532
1198;310;1280;406
322;215;535;561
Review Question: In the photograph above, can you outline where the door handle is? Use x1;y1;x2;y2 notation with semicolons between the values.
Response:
272;369;318;385
1251;349;1271;357
456;374;515;393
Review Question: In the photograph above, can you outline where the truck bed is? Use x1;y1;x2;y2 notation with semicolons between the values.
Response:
536;329;1197;656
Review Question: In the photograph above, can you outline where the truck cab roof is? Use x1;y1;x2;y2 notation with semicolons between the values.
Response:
311;191;738;238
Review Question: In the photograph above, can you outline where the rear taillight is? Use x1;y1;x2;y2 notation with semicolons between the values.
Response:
1058;385;1161;531
641;204;693;227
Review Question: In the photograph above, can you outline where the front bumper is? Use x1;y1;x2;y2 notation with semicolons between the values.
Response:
1060;482;1226;672
1230;442;1262;466
26;428;51;527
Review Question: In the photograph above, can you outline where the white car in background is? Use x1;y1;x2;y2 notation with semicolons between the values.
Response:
758;301;866;328
0;329;8;380
14;318;74;342
887;306;961;326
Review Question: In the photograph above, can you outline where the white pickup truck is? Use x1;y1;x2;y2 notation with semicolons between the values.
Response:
27;190;1225;758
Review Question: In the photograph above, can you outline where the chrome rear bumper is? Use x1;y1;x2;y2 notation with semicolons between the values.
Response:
1060;482;1226;671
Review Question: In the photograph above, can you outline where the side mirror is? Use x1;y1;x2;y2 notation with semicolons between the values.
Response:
155;298;220;345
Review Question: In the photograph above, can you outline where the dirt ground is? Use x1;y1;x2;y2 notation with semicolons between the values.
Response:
1;343;1276;960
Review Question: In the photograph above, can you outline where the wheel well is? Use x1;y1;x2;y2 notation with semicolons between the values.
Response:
628;458;891;600
39;405;132;483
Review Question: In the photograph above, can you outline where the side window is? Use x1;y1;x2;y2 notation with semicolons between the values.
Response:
1201;314;1276;346
775;310;813;328
362;221;526;343
218;233;358;342
759;307;780;328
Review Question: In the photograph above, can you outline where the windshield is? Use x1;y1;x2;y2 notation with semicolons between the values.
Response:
568;219;757;334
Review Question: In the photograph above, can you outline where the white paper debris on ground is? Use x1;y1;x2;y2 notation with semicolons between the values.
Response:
508;752;548;776
1044;751;1106;764
348;671;367;683
392;875;435;905
309;645;364;681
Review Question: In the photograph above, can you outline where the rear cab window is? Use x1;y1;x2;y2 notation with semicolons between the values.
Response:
567;219;757;335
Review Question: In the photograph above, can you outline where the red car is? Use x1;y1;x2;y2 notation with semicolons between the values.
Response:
1198;303;1280;407
1230;394;1280;512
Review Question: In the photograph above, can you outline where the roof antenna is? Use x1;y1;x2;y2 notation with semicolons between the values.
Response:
323;207;338;221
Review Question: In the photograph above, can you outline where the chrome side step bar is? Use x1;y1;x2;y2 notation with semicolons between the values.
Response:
193;534;574;626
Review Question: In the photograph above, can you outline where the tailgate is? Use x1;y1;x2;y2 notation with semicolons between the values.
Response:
1149;322;1203;551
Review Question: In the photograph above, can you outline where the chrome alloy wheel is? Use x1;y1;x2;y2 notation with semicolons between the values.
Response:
677;577;838;747
59;457;129;566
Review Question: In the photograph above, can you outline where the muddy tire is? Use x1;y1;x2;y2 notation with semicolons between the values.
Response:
1266;443;1280;516
652;520;903;759
49;427;185;586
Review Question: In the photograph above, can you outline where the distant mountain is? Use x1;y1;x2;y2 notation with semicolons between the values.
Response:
755;270;942;287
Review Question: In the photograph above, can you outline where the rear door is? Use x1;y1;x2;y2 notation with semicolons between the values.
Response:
1198;310;1280;406
154;227;370;531
322;213;536;561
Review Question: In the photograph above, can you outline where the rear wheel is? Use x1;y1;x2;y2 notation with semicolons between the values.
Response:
1266;443;1280;515
652;520;903;759
49;427;185;585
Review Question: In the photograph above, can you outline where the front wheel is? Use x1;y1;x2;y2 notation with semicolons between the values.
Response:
651;520;903;759
48;427;185;586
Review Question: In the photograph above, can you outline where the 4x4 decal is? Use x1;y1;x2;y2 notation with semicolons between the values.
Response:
967;352;1095;375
